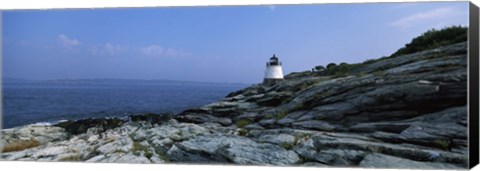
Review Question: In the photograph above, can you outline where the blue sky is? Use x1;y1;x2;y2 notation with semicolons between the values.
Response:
2;2;469;84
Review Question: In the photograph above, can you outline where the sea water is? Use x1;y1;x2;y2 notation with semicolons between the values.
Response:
2;79;249;128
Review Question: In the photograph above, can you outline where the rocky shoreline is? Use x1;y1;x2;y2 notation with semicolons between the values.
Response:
0;42;468;169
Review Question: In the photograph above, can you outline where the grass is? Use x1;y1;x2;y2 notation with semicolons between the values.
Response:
372;70;385;77
280;142;293;150
333;72;349;78
153;147;170;162
132;141;144;151
435;139;451;150
236;129;249;136
2;139;40;152
264;114;274;119
275;111;289;120
132;141;154;159
144;151;154;159
378;63;398;71
235;119;252;128
290;103;310;113
299;83;309;91
362;58;379;65
356;72;368;77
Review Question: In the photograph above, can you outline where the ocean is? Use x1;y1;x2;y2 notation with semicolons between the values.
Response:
2;79;249;129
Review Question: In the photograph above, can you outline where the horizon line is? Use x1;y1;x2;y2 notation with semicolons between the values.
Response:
2;77;256;85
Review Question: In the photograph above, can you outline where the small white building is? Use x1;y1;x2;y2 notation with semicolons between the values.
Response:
263;54;284;86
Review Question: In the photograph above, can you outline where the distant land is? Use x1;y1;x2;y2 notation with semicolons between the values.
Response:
2;77;251;86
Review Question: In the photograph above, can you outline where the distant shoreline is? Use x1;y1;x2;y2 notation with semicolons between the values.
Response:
2;77;255;86
2;80;248;129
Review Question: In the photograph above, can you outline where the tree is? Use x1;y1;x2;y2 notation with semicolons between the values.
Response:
326;63;337;70
314;65;326;72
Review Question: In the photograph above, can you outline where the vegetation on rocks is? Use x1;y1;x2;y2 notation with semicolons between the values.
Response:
275;111;288;120
235;119;252;128
281;142;294;150
310;26;467;78
391;26;467;57
434;139;452;150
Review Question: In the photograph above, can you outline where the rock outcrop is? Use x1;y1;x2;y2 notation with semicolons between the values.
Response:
0;42;468;169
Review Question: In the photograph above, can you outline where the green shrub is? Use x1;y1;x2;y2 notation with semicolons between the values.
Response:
133;141;156;159
333;72;349;78
309;26;466;81
132;141;146;151
326;63;337;69
145;151;154;159
281;143;293;150
237;129;249;136
275;111;289;120
356;72;368;77
155;148;170;162
290;103;310;112
435;139;451;150
264;114;274;119
300;83;309;91
319;62;364;78
362;59;378;65
314;65;326;72
235;119;252;128
391;25;467;57
372;70;385;77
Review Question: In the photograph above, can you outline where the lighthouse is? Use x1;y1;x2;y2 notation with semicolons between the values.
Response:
263;54;284;86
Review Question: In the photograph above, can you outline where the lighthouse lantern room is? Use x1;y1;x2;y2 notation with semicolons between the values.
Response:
263;54;284;86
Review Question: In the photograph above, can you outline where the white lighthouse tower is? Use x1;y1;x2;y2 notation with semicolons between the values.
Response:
263;54;284;86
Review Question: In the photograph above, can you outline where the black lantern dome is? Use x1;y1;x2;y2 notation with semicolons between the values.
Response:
267;54;281;66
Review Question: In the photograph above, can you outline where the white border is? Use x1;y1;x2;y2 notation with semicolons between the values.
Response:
0;161;444;171
0;0;470;10
0;0;478;171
